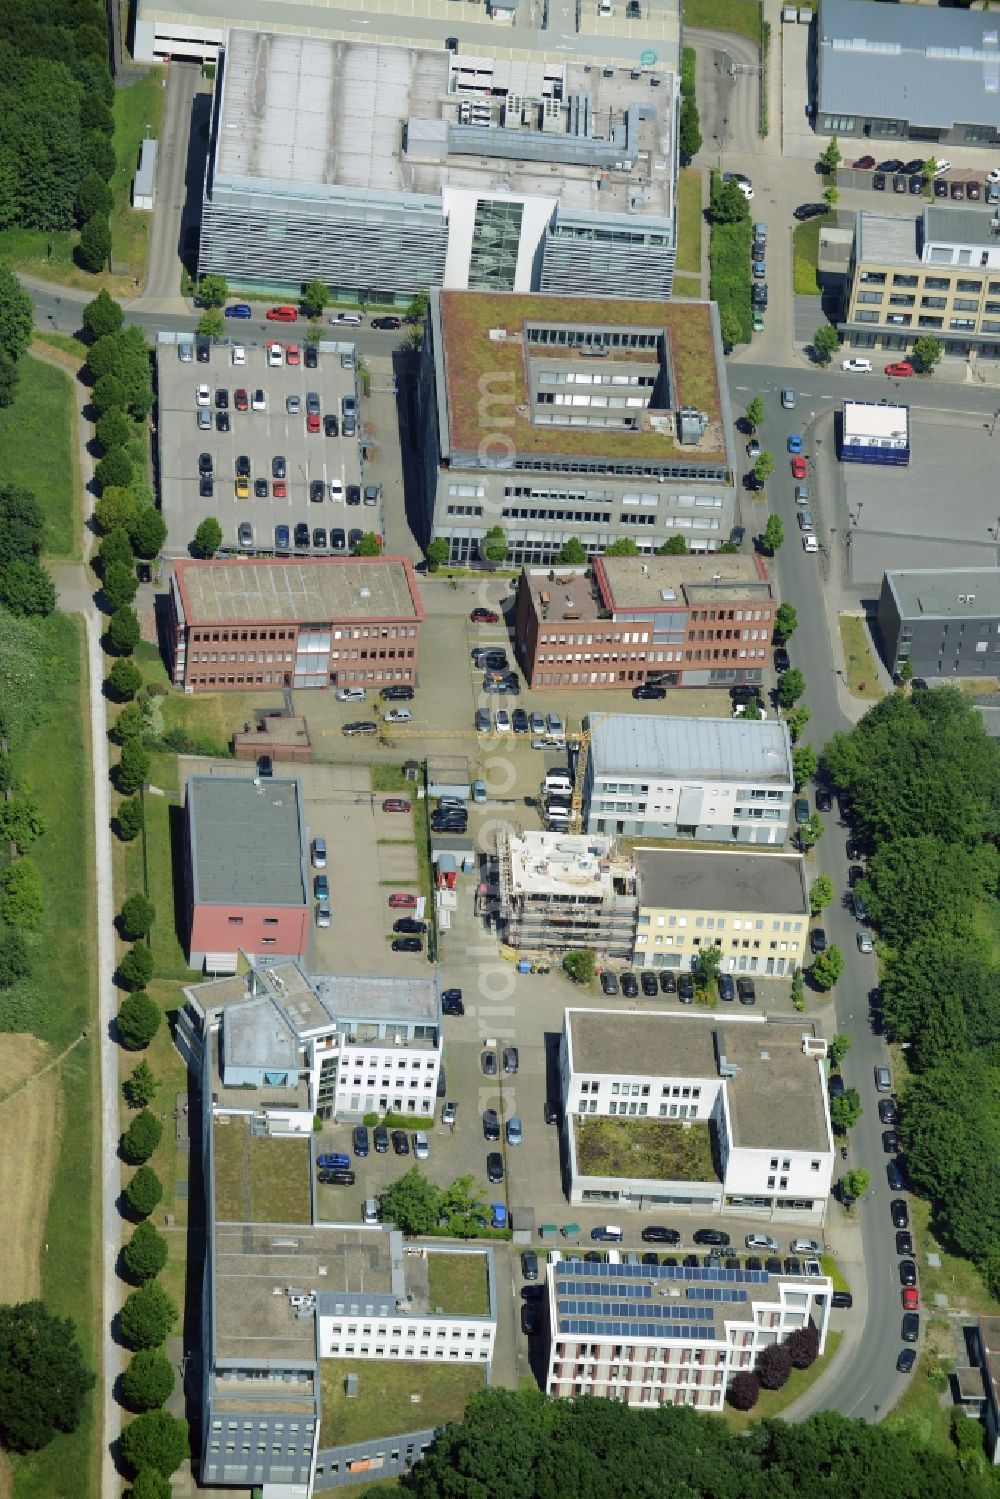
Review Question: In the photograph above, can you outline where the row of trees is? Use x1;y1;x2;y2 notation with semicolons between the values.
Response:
823;687;1000;1274
679;47;702;161
0;269;34;409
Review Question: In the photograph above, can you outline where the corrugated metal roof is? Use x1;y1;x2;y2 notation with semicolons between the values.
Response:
818;0;1000;130
588;715;792;784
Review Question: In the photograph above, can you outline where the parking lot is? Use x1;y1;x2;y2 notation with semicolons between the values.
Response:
157;335;379;558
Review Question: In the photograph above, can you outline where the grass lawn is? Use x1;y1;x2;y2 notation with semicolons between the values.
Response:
575;1116;717;1181
838;614;885;700
684;0;760;45
821;1254;850;1296
319;1359;485;1448
723;1331;843;1433
672;274;703;299
793;216;825;297
676;168;703;275
212;1118;312;1224
0;355;79;560
427;1253;491;1316
110;71;165;283
33;331;89;363
884;1322;957;1457
908;1196;999;1316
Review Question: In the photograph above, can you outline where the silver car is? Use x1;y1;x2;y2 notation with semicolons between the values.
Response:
781;388;796;409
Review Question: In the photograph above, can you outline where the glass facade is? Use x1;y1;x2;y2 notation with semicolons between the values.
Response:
469;199;524;292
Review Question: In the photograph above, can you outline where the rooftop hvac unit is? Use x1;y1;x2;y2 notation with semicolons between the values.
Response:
503;94;523;128
677;407;707;445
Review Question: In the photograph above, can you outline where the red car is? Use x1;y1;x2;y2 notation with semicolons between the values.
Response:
286;344;301;364
266;305;298;322
885;361;914;377
382;798;411;813
306;412;321;433
234;388;249;411
388;892;417;908
470;607;500;624
272;480;287;499
791;456;807;479
902;1286;919;1311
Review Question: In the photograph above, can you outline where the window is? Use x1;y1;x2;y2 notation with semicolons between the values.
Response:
956;279;983;293
888;294;914;308
857;291;883;305
859;271;886;285
892;274;918;288
921;296;947;309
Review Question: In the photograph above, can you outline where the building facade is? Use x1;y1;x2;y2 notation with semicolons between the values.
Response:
633;848;810;977
841;207;1000;362
492;830;638;956
840;401;910;467
876;567;1000;679
583;715;794;846
418;289;737;565
168;557;424;692
817;0;1000;146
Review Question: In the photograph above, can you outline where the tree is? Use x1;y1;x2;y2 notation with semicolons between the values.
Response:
406;291;429;324
121;1350;175;1413
379;1167;441;1236
863;836;996;949
761;514;784;556
678;97;702;160
692;944;722;992
120;1411;188;1478
118;991;161;1051
198;272;228;308
792;743;818;791
813;324;841;364
0;931;31;989
0;1302;95;1453
425;537;450;571
118;737;150;796
116;796;145;842
119;894;156;941
822;185;840;208
355;532;382;557
96;412;133;460
0;560;56;617
841;1166;869;1202
819;135;841;173
0;796;46;853
94;486;137;535
192;517;223;559
711;176;751;225
0;268;33;363
301;279;328;318
130;507;167;560
92;374;129;417
812;944;845;991
757;1342;793;1390
112;706;145;747
777;667;805;708
604;538;639;557
809;873;833;916
787;1326;820;1369
102;560;138;611
773;602;798;645
784;704;811;744
728;1371;760;1410
77;212;111;272
0;858;43;931
752;451;774;487
75;169;112;225
798;812;825;853
563;950;595;986
745;395;765;431
0;349;19;409
94;447;133;492
108;658;143;701
481;526;508;564
124;1061;160;1111
99;527;134;575
121;1110;163;1165
742;696;763;720
0;483;45;559
829;1087;861;1134
83;288;124;341
123;1221;169;1289
657;534;688;555
107;606;141;656
118;943;155;991
196;308;224;340
124;1165;164;1221
829;1033;852;1068
719;305;742;355
914;334;942;373
131;1471;172;1499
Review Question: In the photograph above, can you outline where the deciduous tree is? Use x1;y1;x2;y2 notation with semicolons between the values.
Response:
118;990;161;1050
728;1371;759;1410
124;1165;164;1220
130;507;167;560
116;796;145;842
379;1167;441;1235
762;514;784;555
198;273;228;308
756;1342;793;1390
0;857;43;931
481;526;508;564
813;324;841;363
118;943;155;991
752;450;774;487
812;944;844;991
122;1221;168;1285
809;873;833;916
103;559;138;611
354;532;381;557
119;894;156;940
82;288;124;341
195;309;224;340
829;1087;861;1133
792;743;818;790
108;658;143;701
0;268;33;363
777;667;806;708
0;931;31;988
563;950;595;985
425;538;450;571
76;212;111;272
124;1061;160;1111
120;1410;188;1478
121;1110;162;1165
120;1350;174;1413
0;1302;95;1453
657;535;688;555
787;1325;820;1368
745;395;765;431
301;279;328;318
0;560;56;617
0;795;45;852
604;538;638;556
773;601;798;644
914;335;942;373
192;517;222;559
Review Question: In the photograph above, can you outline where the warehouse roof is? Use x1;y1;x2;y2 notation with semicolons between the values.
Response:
174;558;422;625
885;567;1000;620
587;714;793;784
818;0;1000;130
187;775;307;907
634;848;808;916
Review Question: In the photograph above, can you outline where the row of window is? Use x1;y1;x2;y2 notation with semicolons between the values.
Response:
640;915;803;932
854;310;996;332
188;625;418;642
860;273;996;294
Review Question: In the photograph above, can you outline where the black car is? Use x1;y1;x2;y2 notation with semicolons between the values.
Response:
620;972;639;998
521;1250;539;1281
784;1256;802;1276
896;1230;913;1256
846;838;863;860
393;917;427;934
933;178;948;199
381;684;414;701
481;1049;497;1076
324;414;339;437
199;476;214;498
294;523;310;547
678;974;695;1003
642;1252;660;1266
659;971;677;994
872;172;886;191
901;1312;919;1342
304;344;318;368
848;864;864;889
600;971;619;995
441;988;464;1016
879;158;904;174
641;972;658;997
392;1130;410;1155
487;1151;504;1183
829;1073;846;1099
346;485;361;506
831;1290;853;1309
254;479;268;498
512;708;529;733
693;1228;730;1247
521;1302;540;1336
371;315;402;330
544;1100;559;1125
815;788;832;813
216;410;230;432
330;528;346;552
752;283;768;309
717;974;735;1002
887;1160;905;1191
908;175;923;195
892;173;907;193
897;1347;916;1373
879;1098;899;1126
899;1259;917;1288
235;453;251;477
773;647;790;673
810;928;827;954
633;685;667;700
730;684;761;705
891;1198;909;1229
392;937;422;952
313;528;328;549
794;202;829;220
373;1125;389;1153
882;1129;900;1153
196;342;210;363
318;1169;356;1185
353;1125;369;1157
503;1046;519;1075
737;976;756;1006
310;480;324;503
902;158;925;175
641;1225;680;1245
198;451;213;474
271;454;286;478
483;1108;500;1142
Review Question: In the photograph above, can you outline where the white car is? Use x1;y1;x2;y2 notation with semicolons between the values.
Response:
933;159;952;176
251;389;267;412
841;358;872;373
803;534;819;553
267;343;284;367
195;384;210;406
231;345;246;366
857;930;874;954
329;479;344;502
385;709;412;724
413;1131;429;1160
989;169;1000;186
495;709;512;733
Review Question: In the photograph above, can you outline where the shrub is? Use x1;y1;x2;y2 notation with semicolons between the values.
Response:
120;1350;175;1412
0;858;43;931
0;931;31;988
118;991;161;1049
563;950;595;985
119;894;156;941
124;1165;163;1220
121;1110;163;1165
787;1326;820;1369
757;1342;793;1390
728;1371;760;1410
122;1220;168;1283
130;1471;172;1499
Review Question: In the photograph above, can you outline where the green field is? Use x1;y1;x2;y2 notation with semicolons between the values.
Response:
684;0;761;45
677;167;703;276
320;1360;485;1447
576;1116;717;1181
0;355;79;560
837;614;885;700
426;1253;491;1316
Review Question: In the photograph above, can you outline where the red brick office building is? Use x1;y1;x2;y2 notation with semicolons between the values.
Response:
168;557;424;691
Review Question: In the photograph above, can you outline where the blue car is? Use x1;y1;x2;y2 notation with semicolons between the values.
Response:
316;1152;350;1171
274;524;290;550
787;433;803;454
490;1202;508;1229
225;302;252;318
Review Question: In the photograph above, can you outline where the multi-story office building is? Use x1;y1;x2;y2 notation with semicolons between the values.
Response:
167;557;423;692
197;30;679;304
544;1255;831;1411
419;289;736;565
492;830;638;957
514;554;775;689
632;848;810;977
559;1008;834;1221
583;715;794;846
876;567;1000;680
841;207;1000;362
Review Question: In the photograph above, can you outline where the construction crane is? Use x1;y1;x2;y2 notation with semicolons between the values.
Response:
566;712;611;833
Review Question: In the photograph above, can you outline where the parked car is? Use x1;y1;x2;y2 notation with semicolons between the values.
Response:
897;1347;916;1373
641;972;658;997
885;361;915;377
393;917;426;934
737;977;756;1005
503;1046;519;1074
353;1125;369;1157
678;974;695;1003
316;1152;351;1171
441;988;464;1015
887;1160;905;1191
486;1151;504;1183
879;1097;899;1125
506;1117;523;1146
693;1229;730;1247
810;927;827;954
481;1049;497;1076
600;971;619;996
391;937;422;952
901;1311;919;1341
388;892;417;908
620;972;639;998
892;1198;909;1229
717;974;735;1002
641;1225;680;1245
791;455;807;480
374;1125;389;1153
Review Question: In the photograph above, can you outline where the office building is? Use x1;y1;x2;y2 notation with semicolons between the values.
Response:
840;401;910;467
632;847;810;977
817;0;1000;146
583;714;794;846
841;207;1000;362
419;289;737;565
876;567;1000;679
167;557;424;691
492;830;638;956
559;1008;834;1220
197;30;679;304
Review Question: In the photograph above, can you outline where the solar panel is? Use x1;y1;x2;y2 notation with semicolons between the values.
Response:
558;1298;716;1322
685;1287;749;1303
559;1318;720;1341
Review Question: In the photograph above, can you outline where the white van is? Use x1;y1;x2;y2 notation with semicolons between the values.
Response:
363;1197;379;1225
330;312;362;326
544;771;573;795
336;686;366;702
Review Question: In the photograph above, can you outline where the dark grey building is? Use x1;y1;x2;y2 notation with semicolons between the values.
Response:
817;0;1000;146
877;568;1000;679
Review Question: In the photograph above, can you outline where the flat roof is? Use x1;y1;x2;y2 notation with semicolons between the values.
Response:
595;553;771;610
174;557;423;626
855;211;919;268
843;401;909;441
310;973;440;1025
188;775;307;907
588;714;792;784
500;830;634;900
437;291;726;464
634;848;807;916
887;567;1000;620
924;204;1000;251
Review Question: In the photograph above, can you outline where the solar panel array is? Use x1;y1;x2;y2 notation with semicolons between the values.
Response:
559;1318;718;1340
552;1259;771;1342
685;1287;749;1303
558;1298;715;1323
